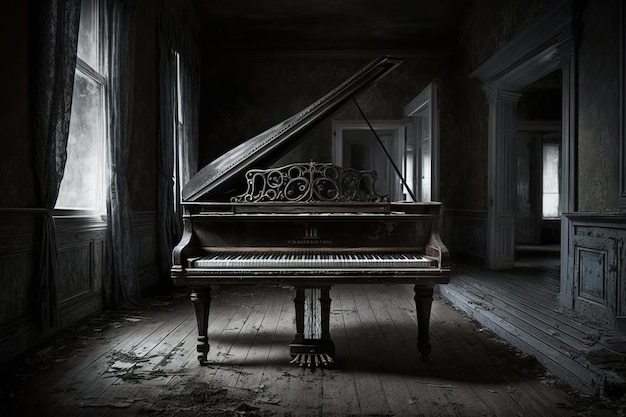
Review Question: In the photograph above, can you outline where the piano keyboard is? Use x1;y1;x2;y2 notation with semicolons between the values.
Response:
191;252;437;270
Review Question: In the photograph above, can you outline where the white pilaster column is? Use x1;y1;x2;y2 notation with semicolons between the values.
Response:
556;29;576;307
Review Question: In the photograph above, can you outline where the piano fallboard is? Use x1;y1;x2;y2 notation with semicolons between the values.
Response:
179;212;437;252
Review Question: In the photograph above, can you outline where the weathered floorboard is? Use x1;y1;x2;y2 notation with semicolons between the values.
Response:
2;283;604;417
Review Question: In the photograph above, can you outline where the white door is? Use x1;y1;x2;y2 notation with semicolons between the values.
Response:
404;83;439;202
332;120;406;201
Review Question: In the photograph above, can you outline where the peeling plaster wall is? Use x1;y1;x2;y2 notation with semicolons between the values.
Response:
127;0;161;212
128;0;198;211
0;0;34;208
577;0;620;212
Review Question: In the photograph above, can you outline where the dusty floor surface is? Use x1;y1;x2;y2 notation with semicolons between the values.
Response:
1;286;625;417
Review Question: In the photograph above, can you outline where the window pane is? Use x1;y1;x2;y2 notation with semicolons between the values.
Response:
421;137;431;201
404;138;415;199
77;0;98;69
56;71;103;209
175;52;184;124
543;194;560;218
420;116;430;138
543;144;559;193
542;143;560;218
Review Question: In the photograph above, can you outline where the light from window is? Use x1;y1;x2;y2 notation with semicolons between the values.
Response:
76;0;98;69
418;116;431;202
56;0;107;212
542;143;560;218
56;72;104;209
172;51;184;211
175;52;183;125
403;140;415;200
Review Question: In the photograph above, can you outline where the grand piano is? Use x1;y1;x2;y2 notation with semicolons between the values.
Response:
171;56;450;368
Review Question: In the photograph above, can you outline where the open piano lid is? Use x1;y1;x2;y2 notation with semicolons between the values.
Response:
182;55;403;202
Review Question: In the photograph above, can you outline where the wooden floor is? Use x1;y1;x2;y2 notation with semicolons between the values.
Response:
1;282;609;417
439;248;626;400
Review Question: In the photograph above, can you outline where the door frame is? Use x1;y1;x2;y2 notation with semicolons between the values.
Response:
331;120;406;201
469;0;574;271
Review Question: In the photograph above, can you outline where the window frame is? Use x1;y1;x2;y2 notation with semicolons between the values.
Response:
403;83;439;202
55;0;108;217
172;50;184;215
541;139;562;219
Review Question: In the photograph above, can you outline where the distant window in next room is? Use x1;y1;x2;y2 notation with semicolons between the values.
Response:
542;143;560;219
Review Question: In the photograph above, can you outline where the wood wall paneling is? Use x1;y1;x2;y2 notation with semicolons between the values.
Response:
0;210;160;363
567;214;626;333
443;209;488;261
573;236;613;320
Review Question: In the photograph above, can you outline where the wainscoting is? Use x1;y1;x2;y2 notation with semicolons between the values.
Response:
443;209;488;261
563;214;626;334
0;209;159;363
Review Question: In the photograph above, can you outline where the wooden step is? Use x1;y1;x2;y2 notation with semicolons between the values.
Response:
439;276;603;394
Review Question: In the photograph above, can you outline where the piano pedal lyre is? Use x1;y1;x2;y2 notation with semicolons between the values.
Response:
290;286;335;370
290;352;334;369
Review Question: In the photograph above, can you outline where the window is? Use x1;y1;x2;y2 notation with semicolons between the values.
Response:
416;114;432;202
542;142;561;218
403;83;438;202
56;0;107;213
172;51;184;213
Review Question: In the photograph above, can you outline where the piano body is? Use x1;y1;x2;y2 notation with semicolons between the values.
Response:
171;56;451;367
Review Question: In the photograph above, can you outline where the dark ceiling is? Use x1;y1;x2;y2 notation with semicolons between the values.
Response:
194;0;470;52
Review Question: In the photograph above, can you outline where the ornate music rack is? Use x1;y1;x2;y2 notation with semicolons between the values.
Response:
231;161;390;204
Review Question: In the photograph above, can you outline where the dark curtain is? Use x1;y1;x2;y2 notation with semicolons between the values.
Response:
103;0;140;308
156;12;200;285
30;0;81;328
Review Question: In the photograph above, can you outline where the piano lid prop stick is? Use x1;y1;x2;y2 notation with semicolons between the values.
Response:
353;98;418;202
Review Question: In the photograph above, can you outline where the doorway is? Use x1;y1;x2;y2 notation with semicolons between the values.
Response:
332;120;406;200
469;2;574;272
516;121;562;246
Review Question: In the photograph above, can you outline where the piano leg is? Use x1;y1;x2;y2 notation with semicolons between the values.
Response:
414;285;434;361
191;288;211;366
290;286;335;368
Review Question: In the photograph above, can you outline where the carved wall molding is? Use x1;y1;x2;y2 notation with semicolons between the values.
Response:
470;0;573;83
481;84;522;104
